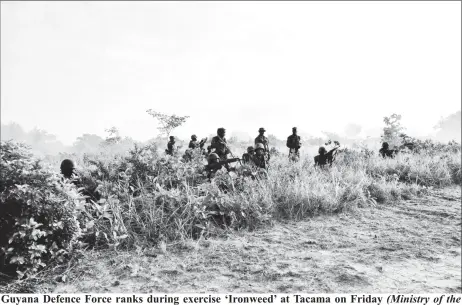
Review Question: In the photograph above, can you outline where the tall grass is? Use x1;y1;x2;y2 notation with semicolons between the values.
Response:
67;143;460;250
1;139;461;278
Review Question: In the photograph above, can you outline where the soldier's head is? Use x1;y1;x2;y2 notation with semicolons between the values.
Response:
191;134;197;140
382;142;389;149
169;136;175;141
207;145;212;153
292;127;297;135
208;153;220;164
60;159;75;179
247;146;255;154
318;146;326;155
258;127;266;135
217;128;226;137
255;143;265;155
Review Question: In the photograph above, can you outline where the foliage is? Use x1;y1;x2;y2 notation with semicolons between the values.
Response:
0;141;82;279
146;110;189;137
1;131;461;281
382;113;405;147
103;127;122;146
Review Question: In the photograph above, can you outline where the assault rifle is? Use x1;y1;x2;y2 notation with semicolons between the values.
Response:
205;158;242;171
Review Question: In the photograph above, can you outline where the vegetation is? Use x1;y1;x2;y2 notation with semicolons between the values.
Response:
0;111;461;288
1;133;460;282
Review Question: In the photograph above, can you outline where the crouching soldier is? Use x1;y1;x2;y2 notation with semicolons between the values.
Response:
242;146;256;164
379;142;398;158
60;159;101;203
204;153;240;180
253;143;269;169
314;143;340;168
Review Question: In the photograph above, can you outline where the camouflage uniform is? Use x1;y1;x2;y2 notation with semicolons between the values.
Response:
204;153;224;180
189;140;198;149
211;128;231;161
314;147;335;167
242;146;255;165
287;128;301;159
166;137;176;156
255;127;270;161
253;143;269;169
379;142;397;158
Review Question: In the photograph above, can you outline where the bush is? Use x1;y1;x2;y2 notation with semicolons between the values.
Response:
0;141;82;278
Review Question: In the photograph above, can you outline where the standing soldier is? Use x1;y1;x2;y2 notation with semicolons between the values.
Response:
166;136;176;156
242;146;256;164
255;127;270;160
287;127;302;160
211;128;231;161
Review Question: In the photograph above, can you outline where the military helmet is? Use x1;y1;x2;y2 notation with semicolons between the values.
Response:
247;146;255;153
292;127;297;131
255;143;265;151
191;134;197;140
258;127;266;132
208;153;220;162
318;146;326;154
169;136;174;140
60;159;75;178
217;127;225;133
382;142;389;149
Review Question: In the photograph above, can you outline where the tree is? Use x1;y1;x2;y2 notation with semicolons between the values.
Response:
146;110;189;137
103;126;122;146
73;134;104;153
381;113;406;147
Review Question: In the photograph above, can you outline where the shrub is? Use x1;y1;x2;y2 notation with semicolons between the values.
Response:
0;141;82;278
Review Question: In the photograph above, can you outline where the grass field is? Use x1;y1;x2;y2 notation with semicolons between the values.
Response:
0;138;460;293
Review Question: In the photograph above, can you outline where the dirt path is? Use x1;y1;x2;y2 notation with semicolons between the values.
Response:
46;186;461;293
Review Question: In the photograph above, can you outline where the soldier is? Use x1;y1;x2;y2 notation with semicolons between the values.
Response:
204;153;240;180
60;159;75;179
242;146;256;164
379;142;398;158
314;145;339;167
204;153;222;179
255;127;270;160
287;127;302;160
183;148;194;162
189;135;199;149
253;143;269;169
211;128;231;161
60;159;101;202
166;136;176;155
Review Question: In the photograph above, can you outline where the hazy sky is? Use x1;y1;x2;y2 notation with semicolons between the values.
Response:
1;1;461;145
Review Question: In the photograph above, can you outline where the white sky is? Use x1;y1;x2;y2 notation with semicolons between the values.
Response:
1;1;461;145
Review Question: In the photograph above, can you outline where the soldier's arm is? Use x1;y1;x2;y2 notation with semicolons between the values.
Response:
286;137;291;148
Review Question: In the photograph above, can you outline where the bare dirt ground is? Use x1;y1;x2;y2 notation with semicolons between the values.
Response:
41;186;461;293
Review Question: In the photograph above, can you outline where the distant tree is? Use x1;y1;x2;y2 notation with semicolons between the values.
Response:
103;127;122;146
146;110;189;137
73;134;104;153
382;113;405;147
344;123;362;138
1;122;26;141
434;110;461;143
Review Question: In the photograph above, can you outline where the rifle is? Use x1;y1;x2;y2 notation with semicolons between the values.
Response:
213;137;242;165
